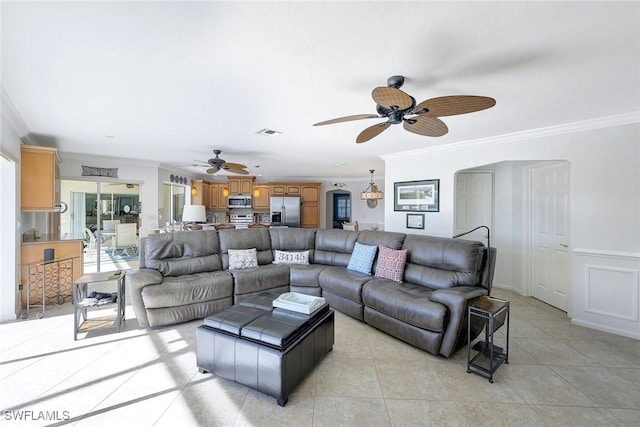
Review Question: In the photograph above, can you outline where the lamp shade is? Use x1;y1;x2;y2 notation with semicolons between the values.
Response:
361;170;383;200
361;184;384;200
182;204;206;223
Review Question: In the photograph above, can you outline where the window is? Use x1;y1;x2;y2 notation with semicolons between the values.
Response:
337;196;351;219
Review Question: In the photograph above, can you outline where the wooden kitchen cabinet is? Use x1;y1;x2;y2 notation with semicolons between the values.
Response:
252;185;271;211
201;181;211;209
301;184;320;204
300;183;321;228
271;183;301;196
301;204;320;228
218;185;228;209
193;180;205;205
209;183;219;209
21;145;60;211
228;177;254;195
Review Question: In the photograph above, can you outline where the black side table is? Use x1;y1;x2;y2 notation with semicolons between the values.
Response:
467;296;510;383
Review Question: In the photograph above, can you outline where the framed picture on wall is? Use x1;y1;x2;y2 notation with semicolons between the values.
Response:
406;213;425;229
394;179;440;212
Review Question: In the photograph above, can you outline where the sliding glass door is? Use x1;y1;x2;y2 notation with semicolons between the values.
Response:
162;183;186;229
61;180;140;273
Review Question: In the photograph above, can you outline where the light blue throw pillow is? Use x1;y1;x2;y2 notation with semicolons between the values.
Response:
347;242;378;274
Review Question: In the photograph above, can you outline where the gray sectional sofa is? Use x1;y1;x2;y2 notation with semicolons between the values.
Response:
127;227;495;358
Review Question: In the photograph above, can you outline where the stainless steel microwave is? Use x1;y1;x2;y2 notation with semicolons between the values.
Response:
227;195;252;208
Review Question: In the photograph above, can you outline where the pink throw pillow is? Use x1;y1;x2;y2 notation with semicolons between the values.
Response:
375;245;407;283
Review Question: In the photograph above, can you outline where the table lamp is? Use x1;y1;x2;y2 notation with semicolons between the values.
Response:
182;204;206;230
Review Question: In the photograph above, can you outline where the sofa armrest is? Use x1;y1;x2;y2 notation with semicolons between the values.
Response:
127;268;163;327
429;286;488;357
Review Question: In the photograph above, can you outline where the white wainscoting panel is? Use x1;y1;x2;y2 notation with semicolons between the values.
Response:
572;249;640;339
584;265;638;321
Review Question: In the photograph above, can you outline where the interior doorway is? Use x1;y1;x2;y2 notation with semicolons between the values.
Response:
454;172;494;243
332;193;351;229
454;161;572;314
325;189;351;229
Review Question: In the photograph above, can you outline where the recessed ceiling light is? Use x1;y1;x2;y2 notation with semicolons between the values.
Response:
256;128;282;136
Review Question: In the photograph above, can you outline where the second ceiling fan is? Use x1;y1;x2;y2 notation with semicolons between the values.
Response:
313;75;496;143
196;150;249;175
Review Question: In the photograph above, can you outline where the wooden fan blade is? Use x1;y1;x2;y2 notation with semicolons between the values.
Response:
222;162;247;170
415;96;496;117
371;87;413;110
313;114;380;126
206;167;220;174
403;116;449;137
226;168;249;175
356;122;391;144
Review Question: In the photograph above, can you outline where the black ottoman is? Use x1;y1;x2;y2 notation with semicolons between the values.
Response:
197;302;334;406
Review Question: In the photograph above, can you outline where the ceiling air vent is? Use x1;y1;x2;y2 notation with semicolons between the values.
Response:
255;128;282;136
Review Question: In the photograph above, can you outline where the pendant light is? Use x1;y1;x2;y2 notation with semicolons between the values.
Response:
361;169;383;208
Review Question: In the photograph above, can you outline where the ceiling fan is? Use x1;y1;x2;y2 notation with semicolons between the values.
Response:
196;150;249;175
313;75;496;143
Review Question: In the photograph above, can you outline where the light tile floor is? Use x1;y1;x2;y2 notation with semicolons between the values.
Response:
1;289;638;426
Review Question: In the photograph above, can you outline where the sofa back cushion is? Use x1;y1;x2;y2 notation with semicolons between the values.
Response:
314;229;359;266
269;228;316;262
402;235;485;289
144;230;223;277
218;228;273;269
357;230;406;250
357;230;406;272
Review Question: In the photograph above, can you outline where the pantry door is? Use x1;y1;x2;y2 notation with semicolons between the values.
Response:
530;162;570;311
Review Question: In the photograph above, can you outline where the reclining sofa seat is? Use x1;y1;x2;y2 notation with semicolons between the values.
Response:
127;230;234;327
128;227;495;358
217;228;290;304
268;228;321;296
362;234;490;356
313;229;406;320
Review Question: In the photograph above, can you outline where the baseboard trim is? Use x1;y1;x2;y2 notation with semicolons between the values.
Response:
571;318;640;340
492;283;527;296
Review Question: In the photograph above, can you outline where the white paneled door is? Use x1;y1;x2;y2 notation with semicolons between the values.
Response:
455;172;494;243
531;162;570;311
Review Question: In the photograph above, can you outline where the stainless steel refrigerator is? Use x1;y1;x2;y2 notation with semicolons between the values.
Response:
270;196;301;228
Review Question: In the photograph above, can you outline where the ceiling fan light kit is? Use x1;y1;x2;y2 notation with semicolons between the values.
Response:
314;75;496;143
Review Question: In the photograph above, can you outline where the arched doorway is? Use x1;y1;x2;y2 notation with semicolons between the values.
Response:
325;189;351;229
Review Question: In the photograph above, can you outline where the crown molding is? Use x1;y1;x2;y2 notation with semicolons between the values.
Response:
381;112;640;160
1;86;33;142
61;151;160;168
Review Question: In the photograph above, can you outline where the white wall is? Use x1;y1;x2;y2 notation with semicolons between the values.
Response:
0;89;26;321
319;178;385;230
382;114;640;338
